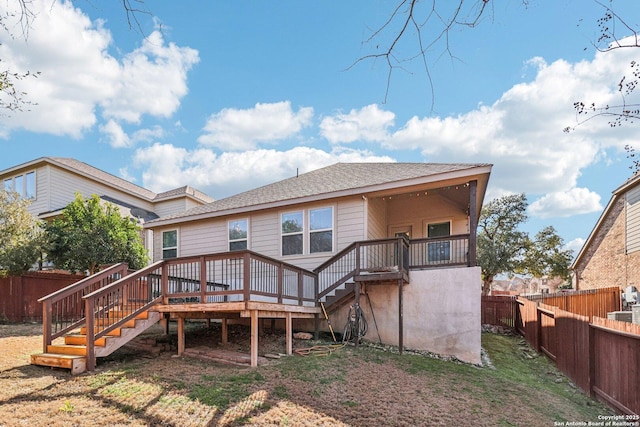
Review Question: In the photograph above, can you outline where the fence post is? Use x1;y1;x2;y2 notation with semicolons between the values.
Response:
588;323;596;398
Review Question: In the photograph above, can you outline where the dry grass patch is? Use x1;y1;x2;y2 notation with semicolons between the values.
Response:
0;322;616;426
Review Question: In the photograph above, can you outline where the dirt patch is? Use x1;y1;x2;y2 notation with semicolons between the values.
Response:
0;321;614;426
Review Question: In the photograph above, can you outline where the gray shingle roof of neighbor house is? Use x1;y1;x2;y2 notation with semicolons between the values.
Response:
146;162;492;227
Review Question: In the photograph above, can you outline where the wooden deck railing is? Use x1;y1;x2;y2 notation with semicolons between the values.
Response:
408;234;470;268
38;263;129;352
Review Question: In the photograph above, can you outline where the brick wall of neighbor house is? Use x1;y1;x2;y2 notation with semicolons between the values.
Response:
574;197;640;290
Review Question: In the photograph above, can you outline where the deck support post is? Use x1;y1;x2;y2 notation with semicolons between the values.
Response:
221;318;228;344
398;279;404;355
355;282;361;348
250;310;259;367
177;316;185;356
285;312;293;355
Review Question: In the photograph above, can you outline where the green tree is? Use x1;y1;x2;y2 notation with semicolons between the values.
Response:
0;190;41;276
477;193;530;295
520;226;574;283
44;193;148;274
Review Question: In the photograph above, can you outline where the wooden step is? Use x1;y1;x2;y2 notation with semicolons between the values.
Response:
80;326;122;337
47;344;87;356
64;334;107;347
30;353;86;375
109;309;150;320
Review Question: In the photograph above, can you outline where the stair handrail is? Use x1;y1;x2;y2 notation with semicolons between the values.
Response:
38;263;129;352
315;237;411;301
82;260;165;371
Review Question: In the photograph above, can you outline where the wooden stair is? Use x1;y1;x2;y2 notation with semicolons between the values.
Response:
31;308;161;375
323;282;356;311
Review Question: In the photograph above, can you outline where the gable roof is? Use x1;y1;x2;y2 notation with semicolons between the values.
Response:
146;162;492;227
571;172;639;269
0;157;213;204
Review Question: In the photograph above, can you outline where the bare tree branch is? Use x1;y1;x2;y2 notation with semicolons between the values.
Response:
348;0;494;112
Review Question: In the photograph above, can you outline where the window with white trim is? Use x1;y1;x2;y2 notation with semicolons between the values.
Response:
281;207;334;256
228;219;248;251
310;207;333;253
282;211;303;256
3;171;36;199
162;230;178;259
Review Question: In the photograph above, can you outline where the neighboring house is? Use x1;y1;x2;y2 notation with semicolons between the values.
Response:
572;173;640;292
0;157;213;256
492;276;565;295
144;162;492;364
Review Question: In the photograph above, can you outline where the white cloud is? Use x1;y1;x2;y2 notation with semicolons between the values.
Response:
528;188;603;219
99;121;165;148
100;120;131;148
0;0;198;137
100;30;199;123
319;104;395;144
198;101;313;150
565;238;586;259
133;143;394;198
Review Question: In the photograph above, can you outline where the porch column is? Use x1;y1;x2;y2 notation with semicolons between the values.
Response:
398;279;404;354
468;180;478;267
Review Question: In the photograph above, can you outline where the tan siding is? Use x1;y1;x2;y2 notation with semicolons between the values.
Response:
154;199;187;218
180;221;226;257
336;198;365;251
47;167;155;213
626;187;640;253
367;197;386;239
250;212;280;257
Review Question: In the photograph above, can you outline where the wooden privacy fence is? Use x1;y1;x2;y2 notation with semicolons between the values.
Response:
482;289;639;415
0;272;86;322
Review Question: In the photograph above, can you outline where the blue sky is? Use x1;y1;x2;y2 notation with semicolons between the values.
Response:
1;0;640;255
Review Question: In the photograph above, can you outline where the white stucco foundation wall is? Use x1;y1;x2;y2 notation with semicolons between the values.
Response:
330;267;481;365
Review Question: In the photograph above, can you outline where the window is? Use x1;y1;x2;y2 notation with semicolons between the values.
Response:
3;171;36;199
25;172;35;199
310;207;333;253
228;219;248;251
427;221;451;262
281;207;334;256
282;211;303;256
162;230;178;259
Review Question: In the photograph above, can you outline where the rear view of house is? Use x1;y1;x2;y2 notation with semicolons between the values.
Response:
144;162;492;364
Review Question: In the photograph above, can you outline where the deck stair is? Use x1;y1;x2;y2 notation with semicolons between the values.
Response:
30;306;161;375
322;282;356;311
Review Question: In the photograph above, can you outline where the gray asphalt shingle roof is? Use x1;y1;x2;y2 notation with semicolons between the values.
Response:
149;162;491;224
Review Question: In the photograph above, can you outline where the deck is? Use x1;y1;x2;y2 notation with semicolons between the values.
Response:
35;235;472;371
